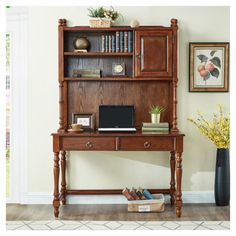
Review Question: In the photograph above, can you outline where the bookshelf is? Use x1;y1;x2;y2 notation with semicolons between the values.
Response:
52;18;184;218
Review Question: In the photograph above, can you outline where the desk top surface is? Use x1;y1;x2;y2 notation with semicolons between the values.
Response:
52;131;185;137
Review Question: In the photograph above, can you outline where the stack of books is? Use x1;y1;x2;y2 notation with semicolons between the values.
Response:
142;122;169;134
72;69;101;78
122;187;154;201
101;31;133;53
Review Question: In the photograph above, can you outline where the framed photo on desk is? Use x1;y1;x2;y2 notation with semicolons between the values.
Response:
72;113;95;131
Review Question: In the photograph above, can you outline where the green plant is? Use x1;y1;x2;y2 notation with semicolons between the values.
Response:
87;6;120;21
149;105;165;114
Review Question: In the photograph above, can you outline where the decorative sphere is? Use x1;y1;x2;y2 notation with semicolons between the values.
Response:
73;37;90;50
130;19;140;28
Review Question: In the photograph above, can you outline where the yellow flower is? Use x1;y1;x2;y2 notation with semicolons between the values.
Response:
188;105;230;149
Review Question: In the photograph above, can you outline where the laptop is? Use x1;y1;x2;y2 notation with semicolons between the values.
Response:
98;105;136;132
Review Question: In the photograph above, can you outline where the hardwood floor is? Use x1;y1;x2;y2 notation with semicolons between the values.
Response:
6;204;229;221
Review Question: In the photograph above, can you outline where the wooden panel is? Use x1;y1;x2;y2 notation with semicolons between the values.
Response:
64;57;133;78
120;137;174;151
62;137;116;150
135;31;173;77
67;81;170;130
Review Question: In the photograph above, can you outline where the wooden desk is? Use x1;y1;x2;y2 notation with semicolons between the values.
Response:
52;132;184;218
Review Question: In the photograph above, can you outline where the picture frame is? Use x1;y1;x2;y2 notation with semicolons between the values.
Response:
72;113;95;131
189;42;229;92
112;62;126;76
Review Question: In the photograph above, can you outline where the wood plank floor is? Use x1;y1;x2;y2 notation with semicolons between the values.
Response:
6;204;230;221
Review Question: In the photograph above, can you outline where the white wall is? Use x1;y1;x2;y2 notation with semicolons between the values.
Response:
25;6;229;196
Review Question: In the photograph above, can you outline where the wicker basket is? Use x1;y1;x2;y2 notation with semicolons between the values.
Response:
127;194;165;212
89;18;112;28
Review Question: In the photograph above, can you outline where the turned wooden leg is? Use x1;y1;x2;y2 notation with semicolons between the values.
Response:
53;151;60;218
60;150;67;205
175;152;183;217
170;151;176;205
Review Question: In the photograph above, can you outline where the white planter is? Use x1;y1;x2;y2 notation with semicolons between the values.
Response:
151;114;160;123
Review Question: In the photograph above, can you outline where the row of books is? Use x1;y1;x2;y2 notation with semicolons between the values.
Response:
122;187;155;201
101;31;133;53
142;122;169;134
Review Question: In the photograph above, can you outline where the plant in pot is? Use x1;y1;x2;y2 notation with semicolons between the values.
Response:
188;105;230;206
149;105;165;124
87;6;121;28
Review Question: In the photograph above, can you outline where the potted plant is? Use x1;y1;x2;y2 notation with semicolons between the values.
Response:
149;105;165;124
87;6;121;28
188;105;230;206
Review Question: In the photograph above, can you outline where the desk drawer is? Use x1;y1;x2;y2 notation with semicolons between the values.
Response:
62;137;116;150
120;137;174;151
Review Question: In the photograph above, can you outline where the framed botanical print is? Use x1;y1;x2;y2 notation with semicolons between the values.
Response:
189;42;229;92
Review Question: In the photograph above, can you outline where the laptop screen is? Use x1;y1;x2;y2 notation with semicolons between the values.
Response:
99;105;135;128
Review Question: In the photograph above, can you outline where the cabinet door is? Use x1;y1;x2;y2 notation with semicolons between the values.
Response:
135;30;173;77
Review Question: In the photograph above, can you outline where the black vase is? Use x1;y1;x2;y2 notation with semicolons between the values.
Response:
214;148;230;206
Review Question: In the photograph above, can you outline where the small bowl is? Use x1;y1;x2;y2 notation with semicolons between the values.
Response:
71;124;82;130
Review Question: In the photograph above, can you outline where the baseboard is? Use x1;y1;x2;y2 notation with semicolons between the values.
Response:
18;191;214;204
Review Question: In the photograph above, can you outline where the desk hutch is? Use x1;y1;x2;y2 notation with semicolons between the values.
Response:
52;18;184;218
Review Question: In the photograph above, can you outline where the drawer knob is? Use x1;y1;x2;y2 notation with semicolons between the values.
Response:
144;141;151;149
86;141;93;149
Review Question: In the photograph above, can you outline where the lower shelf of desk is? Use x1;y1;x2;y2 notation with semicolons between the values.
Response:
65;189;171;195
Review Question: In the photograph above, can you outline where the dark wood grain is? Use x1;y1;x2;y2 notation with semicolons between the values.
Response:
60;151;67;205
65;56;133;77
171;18;179;133
53;152;60;218
135;30;173;77
54;18;184;218
67;189;170;195
67;81;170;130
170;151;176;205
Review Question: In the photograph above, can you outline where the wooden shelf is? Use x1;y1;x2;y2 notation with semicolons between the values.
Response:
64;77;173;81
64;52;133;57
64;77;133;81
63;26;169;32
63;26;133;31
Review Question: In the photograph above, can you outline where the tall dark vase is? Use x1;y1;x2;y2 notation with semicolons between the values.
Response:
214;148;230;206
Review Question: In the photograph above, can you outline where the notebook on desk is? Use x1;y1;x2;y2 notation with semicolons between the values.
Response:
98;105;136;132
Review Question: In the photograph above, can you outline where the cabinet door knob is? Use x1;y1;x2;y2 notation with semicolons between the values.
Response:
144;141;151;149
86;141;93;149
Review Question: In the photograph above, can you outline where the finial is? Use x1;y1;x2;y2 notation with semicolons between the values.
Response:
171;18;178;27
58;18;67;26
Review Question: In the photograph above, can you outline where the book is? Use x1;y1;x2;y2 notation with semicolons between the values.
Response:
72;69;101;78
79;74;101;78
143;189;154;200
142;131;169;134
124;31;128;53
142;127;169;131
105;35;109;52
101;35;105;52
111;35;116;52
108;35;112;52
122;187;135;201
135;188;146;200
142;122;169;128
119;31;124;52
74;49;88;53
128;31;133;53
116;31;120;52
129;188;140;200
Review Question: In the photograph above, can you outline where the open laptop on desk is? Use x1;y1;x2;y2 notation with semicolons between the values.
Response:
98;105;136;132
